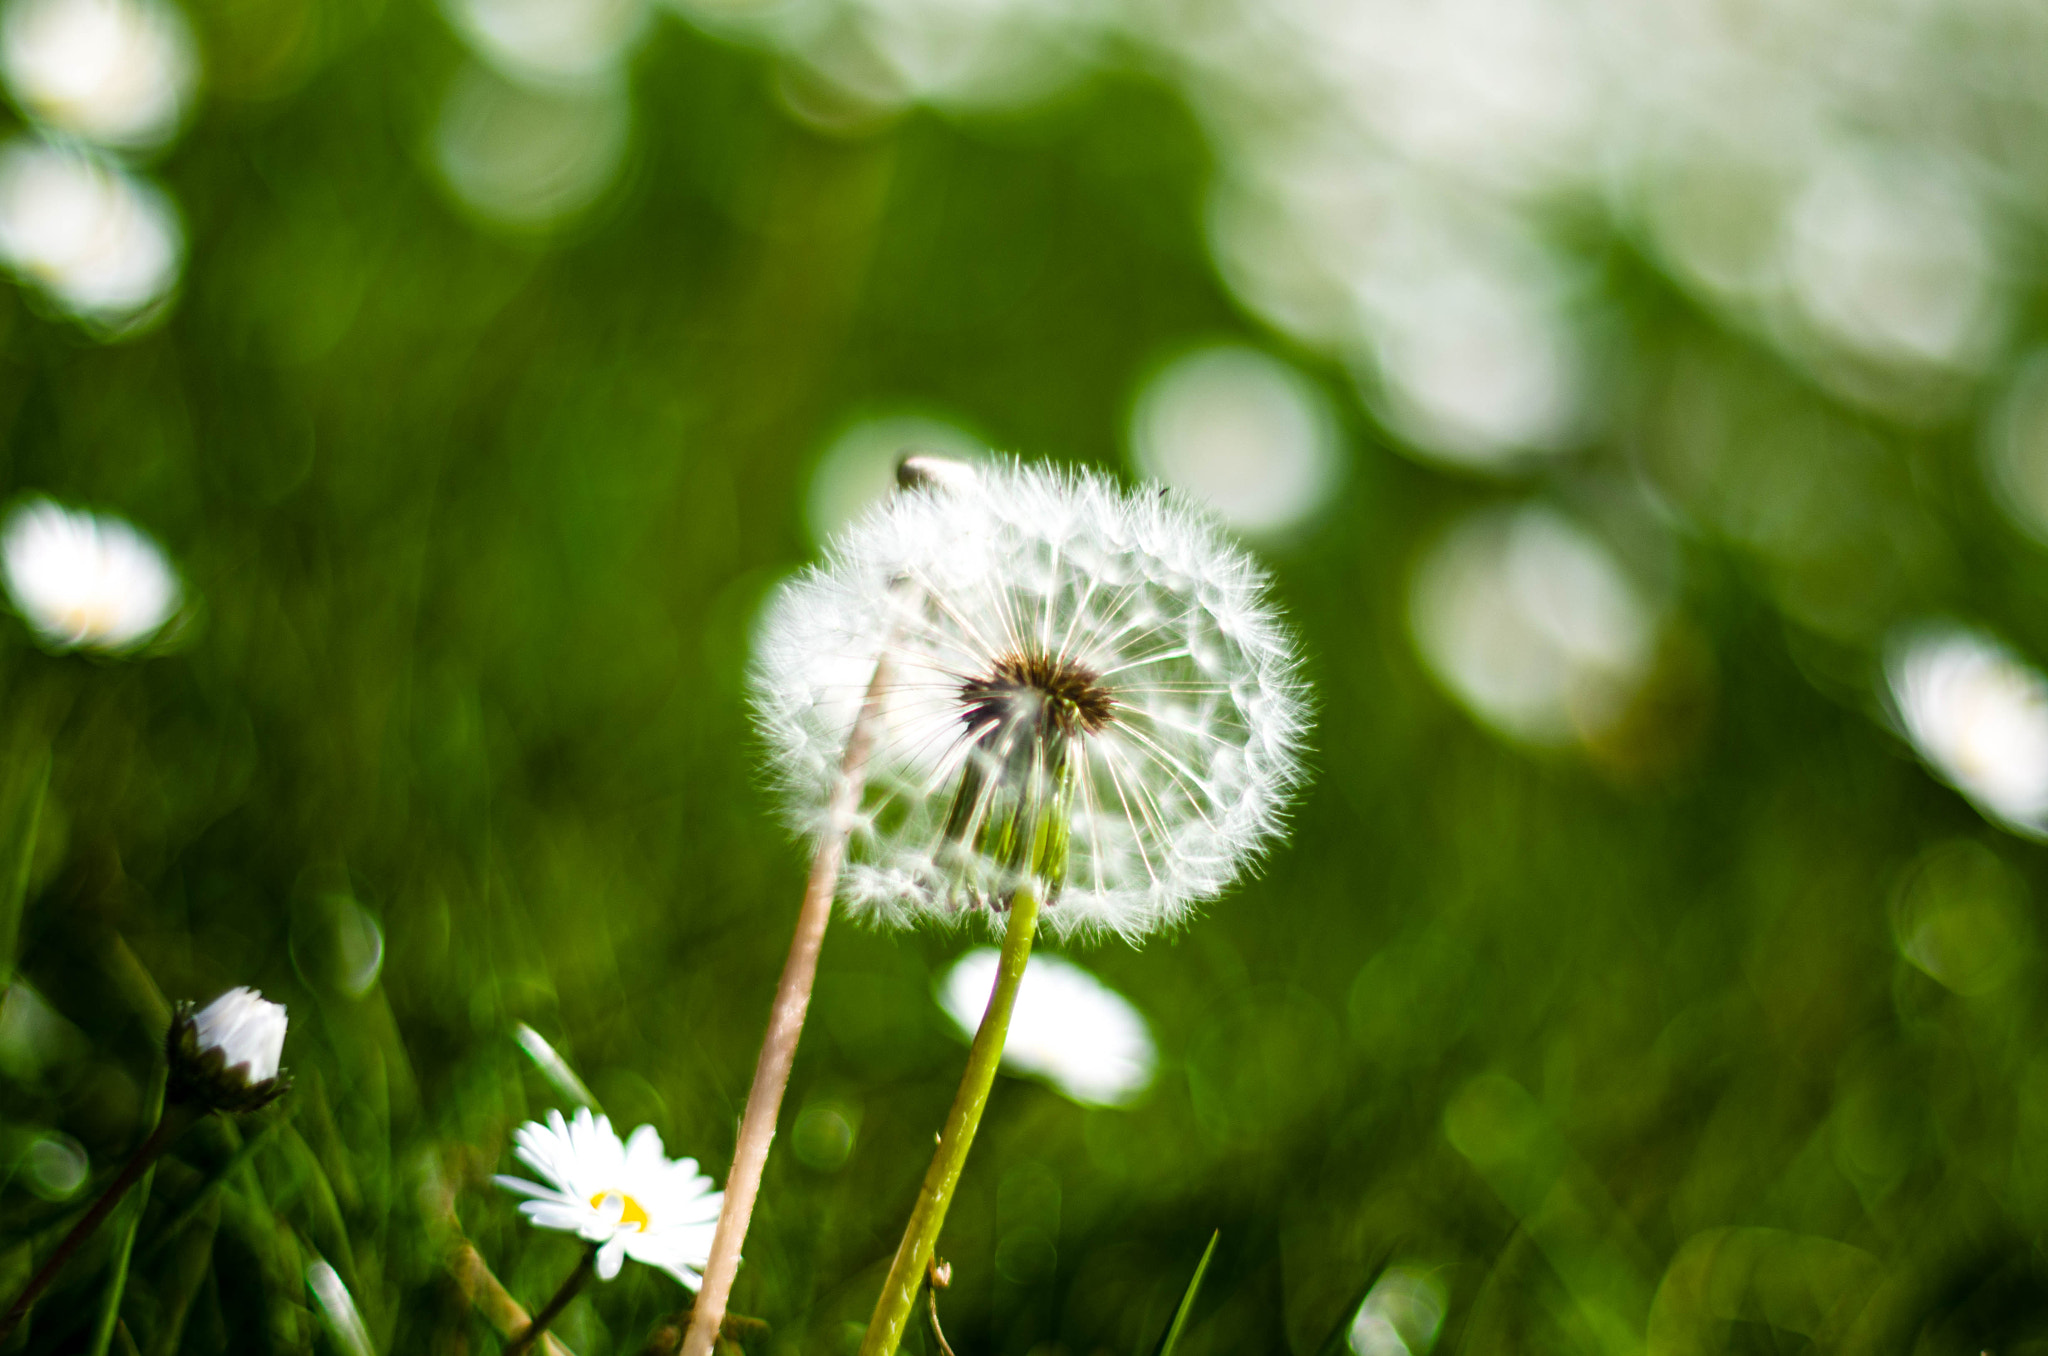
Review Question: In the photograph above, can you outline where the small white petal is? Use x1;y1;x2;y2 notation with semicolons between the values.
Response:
190;987;288;1082
595;1234;628;1281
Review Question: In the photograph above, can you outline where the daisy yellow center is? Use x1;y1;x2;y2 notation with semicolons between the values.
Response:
56;600;121;642
589;1190;650;1229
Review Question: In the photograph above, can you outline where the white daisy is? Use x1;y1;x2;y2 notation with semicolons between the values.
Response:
751;458;1309;942
1;496;179;652
495;1108;724;1285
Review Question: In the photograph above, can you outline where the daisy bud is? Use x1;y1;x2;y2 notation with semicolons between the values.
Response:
166;987;290;1114
754;459;1309;940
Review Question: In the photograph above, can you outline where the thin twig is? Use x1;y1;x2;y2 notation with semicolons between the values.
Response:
422;1150;576;1356
680;654;896;1356
0;1102;196;1343
506;1247;596;1356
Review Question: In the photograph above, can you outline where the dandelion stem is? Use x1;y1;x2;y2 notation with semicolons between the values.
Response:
858;885;1042;1356
679;656;897;1356
507;1246;596;1356
0;1100;198;1344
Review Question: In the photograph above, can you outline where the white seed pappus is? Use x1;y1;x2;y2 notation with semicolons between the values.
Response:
752;459;1309;941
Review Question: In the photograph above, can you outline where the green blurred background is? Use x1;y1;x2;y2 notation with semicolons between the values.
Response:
7;0;2048;1351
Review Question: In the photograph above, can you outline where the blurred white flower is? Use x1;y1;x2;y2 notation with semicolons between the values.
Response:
2;497;179;652
441;0;648;89
1129;345;1342;537
433;62;630;230
1349;1264;1447;1356
736;0;1101;116
752;459;1309;941
1350;219;1585;467
191;987;288;1084
1887;624;2048;838
0;137;180;324
1;0;195;147
940;947;1154;1105
1410;504;1656;747
496;1108;724;1285
1784;149;2000;371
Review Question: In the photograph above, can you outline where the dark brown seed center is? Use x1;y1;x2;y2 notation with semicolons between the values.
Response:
959;651;1117;742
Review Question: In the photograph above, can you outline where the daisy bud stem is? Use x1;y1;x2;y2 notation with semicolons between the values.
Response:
858;885;1042;1356
507;1246;597;1356
0;1100;198;1343
679;656;897;1356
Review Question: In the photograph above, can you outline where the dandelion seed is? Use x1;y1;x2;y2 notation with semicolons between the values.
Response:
496;1108;723;1286
1886;622;2048;837
1;496;179;652
753;458;1309;941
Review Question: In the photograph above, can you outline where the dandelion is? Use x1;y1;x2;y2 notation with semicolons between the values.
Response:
496;1108;723;1353
1;987;289;1341
1886;622;2048;837
687;457;1307;1356
754;456;1308;940
939;947;1155;1106
1;496;179;652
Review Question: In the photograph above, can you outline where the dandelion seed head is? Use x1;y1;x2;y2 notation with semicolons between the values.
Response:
752;458;1309;941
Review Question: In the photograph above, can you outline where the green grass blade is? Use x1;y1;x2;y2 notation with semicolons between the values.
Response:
515;1024;601;1113
0;751;48;986
1150;1230;1219;1356
85;1162;156;1356
139;1117;285;1264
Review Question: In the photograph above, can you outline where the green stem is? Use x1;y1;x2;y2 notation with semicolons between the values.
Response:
858;887;1041;1356
507;1246;596;1356
0;1101;195;1344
